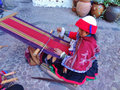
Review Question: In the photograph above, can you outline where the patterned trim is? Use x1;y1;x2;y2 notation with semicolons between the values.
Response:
52;64;98;85
61;56;87;73
61;53;97;73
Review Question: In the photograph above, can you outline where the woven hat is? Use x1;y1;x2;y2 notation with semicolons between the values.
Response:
75;16;97;34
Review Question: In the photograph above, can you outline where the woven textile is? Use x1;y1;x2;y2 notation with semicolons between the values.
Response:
0;71;8;89
0;14;70;58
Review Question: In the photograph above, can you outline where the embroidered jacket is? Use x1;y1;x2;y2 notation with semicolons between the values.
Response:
61;32;100;73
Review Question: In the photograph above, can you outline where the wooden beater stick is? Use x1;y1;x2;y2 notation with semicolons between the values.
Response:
47;30;64;63
50;31;64;63
33;30;53;56
1;78;18;84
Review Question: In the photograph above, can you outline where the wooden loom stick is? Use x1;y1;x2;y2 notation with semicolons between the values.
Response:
4;71;16;77
33;76;78;86
40;63;62;81
33;30;53;56
0;12;18;21
1;78;18;84
31;77;72;84
46;30;64;63
0;7;17;12
29;47;40;65
0;8;8;11
47;70;63;81
0;45;8;49
40;63;78;87
50;31;64;63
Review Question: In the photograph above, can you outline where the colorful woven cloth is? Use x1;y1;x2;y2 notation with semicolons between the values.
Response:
0;75;2;89
0;14;70;58
0;70;8;89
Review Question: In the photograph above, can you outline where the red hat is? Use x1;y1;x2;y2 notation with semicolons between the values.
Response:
75;16;97;34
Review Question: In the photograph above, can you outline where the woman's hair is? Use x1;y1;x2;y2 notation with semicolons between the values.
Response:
91;34;97;41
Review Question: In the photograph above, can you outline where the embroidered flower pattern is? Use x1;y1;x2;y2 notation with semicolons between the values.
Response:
79;51;88;65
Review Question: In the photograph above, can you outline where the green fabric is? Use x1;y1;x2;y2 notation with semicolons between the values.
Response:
64;31;69;37
49;65;97;82
86;77;96;81
49;65;55;73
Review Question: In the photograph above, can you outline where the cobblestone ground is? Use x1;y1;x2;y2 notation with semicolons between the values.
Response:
0;2;120;90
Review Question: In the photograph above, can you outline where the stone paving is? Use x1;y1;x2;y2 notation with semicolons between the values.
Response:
0;1;120;90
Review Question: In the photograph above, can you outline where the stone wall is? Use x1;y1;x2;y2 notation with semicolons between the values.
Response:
2;0;32;10
32;0;73;8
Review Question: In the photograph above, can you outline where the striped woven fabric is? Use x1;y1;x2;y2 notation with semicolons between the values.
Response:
0;70;8;89
0;13;70;58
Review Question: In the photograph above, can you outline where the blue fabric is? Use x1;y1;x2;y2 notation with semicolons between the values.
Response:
89;25;92;34
4;70;8;74
68;31;70;37
86;34;91;37
0;0;2;5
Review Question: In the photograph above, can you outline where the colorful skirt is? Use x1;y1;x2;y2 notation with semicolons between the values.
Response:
41;53;98;85
25;47;98;85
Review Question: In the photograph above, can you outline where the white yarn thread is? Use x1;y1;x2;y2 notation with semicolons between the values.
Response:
59;27;65;37
60;52;65;58
69;39;75;51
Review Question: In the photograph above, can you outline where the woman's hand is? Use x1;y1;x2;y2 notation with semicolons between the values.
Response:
54;48;63;56
57;27;62;33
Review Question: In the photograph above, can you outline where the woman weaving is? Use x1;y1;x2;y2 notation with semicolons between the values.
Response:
25;16;100;85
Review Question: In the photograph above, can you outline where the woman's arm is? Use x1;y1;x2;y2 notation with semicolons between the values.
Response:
67;31;77;40
54;48;68;59
57;27;77;40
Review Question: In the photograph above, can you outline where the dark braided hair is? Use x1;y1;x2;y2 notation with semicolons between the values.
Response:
91;34;97;41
